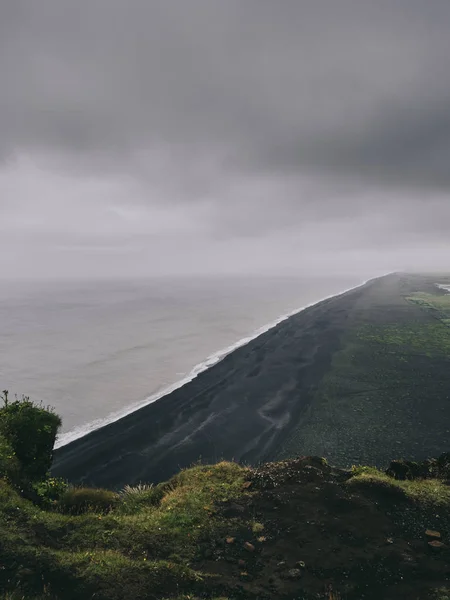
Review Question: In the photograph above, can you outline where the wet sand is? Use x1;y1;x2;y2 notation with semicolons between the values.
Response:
52;273;450;489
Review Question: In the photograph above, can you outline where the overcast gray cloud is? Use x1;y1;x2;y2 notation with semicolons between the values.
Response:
1;0;450;278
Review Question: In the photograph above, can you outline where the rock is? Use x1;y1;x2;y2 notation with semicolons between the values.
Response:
428;540;445;549
226;537;235;544
302;465;325;483
437;453;450;478
386;538;394;544
400;553;418;567
238;559;246;567
296;560;306;568
425;529;441;539
386;458;442;481
244;542;255;552
257;536;267;543
242;481;252;489
285;568;302;580
276;561;286;569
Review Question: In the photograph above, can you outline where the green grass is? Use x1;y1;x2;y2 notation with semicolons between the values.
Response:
57;486;120;515
276;283;450;467
3;456;450;600
357;322;450;356
349;466;450;506
406;292;450;329
0;461;250;600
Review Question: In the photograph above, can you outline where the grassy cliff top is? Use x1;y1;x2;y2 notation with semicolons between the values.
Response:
3;455;450;600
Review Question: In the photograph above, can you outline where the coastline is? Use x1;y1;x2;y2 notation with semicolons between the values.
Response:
55;274;376;449
53;273;397;487
55;271;450;490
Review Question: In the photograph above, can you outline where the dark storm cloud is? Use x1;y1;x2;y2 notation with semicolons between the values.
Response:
1;0;450;278
1;0;450;186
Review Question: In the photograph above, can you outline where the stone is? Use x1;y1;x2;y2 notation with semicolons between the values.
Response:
428;540;445;549
238;559;246;567
244;542;255;552
296;560;306;568
425;529;441;539
286;568;302;580
226;537;235;544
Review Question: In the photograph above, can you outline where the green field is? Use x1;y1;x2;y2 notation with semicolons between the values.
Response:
277;275;450;466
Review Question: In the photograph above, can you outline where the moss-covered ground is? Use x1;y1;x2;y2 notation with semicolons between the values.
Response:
3;456;450;599
276;275;450;467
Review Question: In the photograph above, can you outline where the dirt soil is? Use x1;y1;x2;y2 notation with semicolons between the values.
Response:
192;457;450;600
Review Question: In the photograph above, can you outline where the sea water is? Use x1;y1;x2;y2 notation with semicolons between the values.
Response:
0;275;361;446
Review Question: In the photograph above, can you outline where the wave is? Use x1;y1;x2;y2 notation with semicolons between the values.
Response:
55;274;380;448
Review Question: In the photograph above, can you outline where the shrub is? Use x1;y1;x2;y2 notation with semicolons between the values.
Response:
0;393;61;482
0;433;20;483
34;477;68;507
58;487;120;515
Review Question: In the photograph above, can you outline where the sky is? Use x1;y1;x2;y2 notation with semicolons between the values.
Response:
1;0;450;279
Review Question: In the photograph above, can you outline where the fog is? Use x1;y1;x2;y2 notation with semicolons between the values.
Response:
1;1;450;279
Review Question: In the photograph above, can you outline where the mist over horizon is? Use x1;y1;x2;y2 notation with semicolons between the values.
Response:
2;1;450;279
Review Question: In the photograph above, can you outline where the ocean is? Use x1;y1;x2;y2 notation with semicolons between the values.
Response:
0;275;361;447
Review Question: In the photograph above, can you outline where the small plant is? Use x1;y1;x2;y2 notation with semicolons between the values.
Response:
34;476;68;507
121;482;154;497
117;482;166;514
0;433;20;482
351;465;381;477
251;521;264;533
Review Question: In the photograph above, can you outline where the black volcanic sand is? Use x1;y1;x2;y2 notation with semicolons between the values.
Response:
52;273;450;489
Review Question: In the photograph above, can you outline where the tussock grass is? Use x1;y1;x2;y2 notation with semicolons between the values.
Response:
57;487;120;515
121;482;154;496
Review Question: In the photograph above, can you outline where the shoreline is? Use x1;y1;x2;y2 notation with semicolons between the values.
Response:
54;273;403;488
55;274;378;449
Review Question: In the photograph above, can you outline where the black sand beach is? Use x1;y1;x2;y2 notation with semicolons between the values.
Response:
52;273;450;489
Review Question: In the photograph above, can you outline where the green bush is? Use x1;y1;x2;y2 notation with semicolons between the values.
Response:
34;477;68;507
0;433;20;482
58;487;120;515
0;393;61;482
